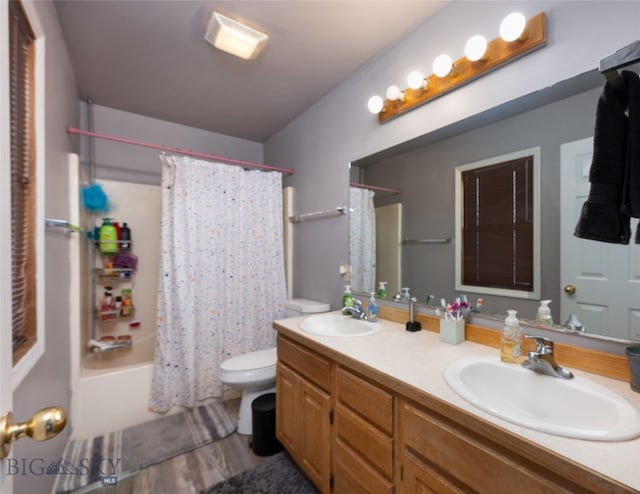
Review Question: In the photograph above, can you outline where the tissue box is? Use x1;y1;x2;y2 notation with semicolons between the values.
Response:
440;319;465;345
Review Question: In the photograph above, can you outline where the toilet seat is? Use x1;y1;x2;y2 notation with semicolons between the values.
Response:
219;347;277;388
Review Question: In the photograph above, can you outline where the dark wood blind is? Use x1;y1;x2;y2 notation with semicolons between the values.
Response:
461;156;534;292
9;0;37;360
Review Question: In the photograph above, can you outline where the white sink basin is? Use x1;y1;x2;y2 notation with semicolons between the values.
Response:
444;357;640;441
300;312;381;337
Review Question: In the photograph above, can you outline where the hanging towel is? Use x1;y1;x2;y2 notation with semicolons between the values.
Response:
620;71;640;237
574;72;631;244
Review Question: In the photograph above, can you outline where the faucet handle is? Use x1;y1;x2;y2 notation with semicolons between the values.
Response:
524;335;554;354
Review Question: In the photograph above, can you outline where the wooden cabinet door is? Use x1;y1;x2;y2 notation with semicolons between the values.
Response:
299;378;332;493
276;362;298;455
401;450;466;494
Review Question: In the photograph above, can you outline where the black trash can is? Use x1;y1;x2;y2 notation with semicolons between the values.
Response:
251;392;283;457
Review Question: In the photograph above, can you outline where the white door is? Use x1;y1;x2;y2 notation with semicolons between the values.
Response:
560;137;640;340
375;203;402;298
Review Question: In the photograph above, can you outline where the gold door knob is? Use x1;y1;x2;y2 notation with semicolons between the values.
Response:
0;406;67;459
564;284;576;295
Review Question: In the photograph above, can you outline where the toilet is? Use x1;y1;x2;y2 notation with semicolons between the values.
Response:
219;298;330;435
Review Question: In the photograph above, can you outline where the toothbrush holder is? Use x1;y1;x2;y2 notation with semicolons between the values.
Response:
440;318;465;345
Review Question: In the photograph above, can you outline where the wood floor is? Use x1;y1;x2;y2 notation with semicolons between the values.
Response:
78;399;268;494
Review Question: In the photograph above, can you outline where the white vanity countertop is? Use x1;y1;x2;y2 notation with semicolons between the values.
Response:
274;313;640;491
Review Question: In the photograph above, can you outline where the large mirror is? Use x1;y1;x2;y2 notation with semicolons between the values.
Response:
349;69;640;343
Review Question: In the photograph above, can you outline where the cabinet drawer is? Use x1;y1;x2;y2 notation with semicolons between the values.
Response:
335;402;394;479
277;335;331;391
401;401;574;494
336;366;394;435
334;438;394;494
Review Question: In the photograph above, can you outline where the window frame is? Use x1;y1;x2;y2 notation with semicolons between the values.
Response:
454;147;541;300
8;0;46;389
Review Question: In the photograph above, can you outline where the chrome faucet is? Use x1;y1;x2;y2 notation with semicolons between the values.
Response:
342;298;367;320
521;335;574;379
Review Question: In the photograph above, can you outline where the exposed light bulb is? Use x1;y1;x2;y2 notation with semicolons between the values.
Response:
500;12;526;42
386;85;404;101
407;71;427;90
464;35;488;62
433;54;453;78
367;95;384;114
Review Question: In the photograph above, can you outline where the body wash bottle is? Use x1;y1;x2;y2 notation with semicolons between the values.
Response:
501;310;523;363
367;293;379;322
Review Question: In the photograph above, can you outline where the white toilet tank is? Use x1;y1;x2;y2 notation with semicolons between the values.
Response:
285;298;330;318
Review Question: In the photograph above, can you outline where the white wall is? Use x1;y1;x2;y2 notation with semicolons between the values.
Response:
265;0;640;309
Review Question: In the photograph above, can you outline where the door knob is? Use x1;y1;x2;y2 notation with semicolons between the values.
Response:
564;284;576;295
0;406;67;459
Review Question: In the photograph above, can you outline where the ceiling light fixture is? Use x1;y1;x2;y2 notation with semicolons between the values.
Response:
205;11;269;60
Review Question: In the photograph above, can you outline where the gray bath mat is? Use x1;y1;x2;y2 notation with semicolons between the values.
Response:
205;451;319;494
52;400;236;493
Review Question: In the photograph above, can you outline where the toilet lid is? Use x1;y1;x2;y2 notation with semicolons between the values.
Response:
220;347;277;371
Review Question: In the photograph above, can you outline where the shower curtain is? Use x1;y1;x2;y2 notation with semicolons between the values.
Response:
349;187;376;294
150;154;287;412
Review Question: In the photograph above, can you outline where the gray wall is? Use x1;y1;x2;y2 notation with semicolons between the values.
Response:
12;2;79;493
265;0;640;310
358;86;602;320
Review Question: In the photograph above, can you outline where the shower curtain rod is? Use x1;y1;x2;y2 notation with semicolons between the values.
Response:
66;127;295;175
350;182;401;194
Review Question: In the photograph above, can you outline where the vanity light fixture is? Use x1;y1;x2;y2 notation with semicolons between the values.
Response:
386;85;405;101
407;70;427;90
499;12;527;42
464;35;488;62
368;12;546;123
433;54;454;77
204;11;269;60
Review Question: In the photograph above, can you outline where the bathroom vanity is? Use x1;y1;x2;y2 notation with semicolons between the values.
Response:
274;315;640;494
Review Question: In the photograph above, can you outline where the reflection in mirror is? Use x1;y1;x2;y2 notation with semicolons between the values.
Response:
349;69;640;343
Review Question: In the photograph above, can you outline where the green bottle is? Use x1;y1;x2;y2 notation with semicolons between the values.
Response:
99;218;118;255
342;285;354;312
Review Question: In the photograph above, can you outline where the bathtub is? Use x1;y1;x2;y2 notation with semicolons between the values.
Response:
72;334;159;439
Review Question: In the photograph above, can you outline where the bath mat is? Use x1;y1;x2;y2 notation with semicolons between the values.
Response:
204;451;319;494
52;400;237;493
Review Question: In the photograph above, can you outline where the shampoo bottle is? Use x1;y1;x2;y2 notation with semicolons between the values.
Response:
367;293;379;322
500;310;523;363
536;300;553;328
99;218;118;255
342;285;354;311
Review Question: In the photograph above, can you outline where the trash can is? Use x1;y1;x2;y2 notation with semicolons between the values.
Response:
251;392;283;456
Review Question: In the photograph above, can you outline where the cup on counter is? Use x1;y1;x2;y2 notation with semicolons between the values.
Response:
626;346;640;392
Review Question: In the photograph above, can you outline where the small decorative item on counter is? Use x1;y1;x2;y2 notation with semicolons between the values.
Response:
625;346;640;393
120;222;132;251
99;218;118;255
437;295;470;345
120;288;133;317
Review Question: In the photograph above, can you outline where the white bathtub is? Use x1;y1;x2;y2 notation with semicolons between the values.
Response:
72;334;159;439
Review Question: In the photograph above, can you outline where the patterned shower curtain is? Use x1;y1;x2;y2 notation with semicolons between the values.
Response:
150;154;287;412
349;187;376;294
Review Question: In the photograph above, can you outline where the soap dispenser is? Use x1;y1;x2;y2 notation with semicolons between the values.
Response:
367;293;379;322
377;282;387;299
536;300;553;328
342;285;354;311
500;310;523;363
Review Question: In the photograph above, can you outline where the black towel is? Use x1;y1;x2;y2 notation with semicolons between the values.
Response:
621;72;640;223
574;72;631;244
